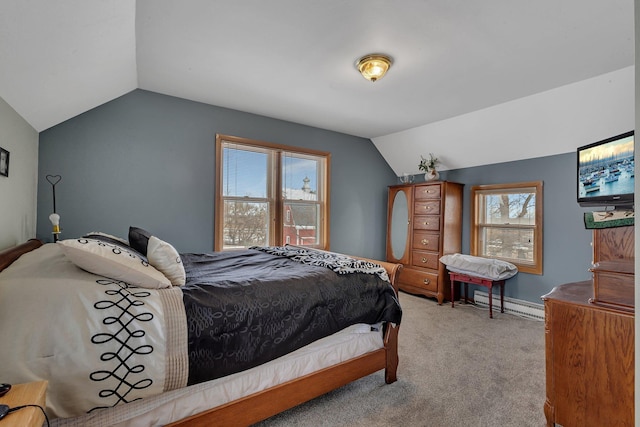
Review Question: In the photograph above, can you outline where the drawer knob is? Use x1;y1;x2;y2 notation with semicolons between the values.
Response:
423;278;430;285
424;221;429;226
421;257;428;263
421;239;429;245
425;206;431;210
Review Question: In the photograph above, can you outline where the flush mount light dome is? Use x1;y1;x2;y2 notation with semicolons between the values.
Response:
356;54;393;82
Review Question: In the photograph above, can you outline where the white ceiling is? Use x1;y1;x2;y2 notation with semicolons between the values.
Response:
0;1;634;168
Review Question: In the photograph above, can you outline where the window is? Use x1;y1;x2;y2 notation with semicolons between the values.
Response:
215;134;330;251
470;181;543;274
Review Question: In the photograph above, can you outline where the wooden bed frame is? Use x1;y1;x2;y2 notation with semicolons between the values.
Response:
0;240;402;427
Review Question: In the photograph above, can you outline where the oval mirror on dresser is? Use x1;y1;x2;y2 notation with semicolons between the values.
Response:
387;186;412;265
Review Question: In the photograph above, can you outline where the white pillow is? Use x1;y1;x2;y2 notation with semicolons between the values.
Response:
147;236;186;286
439;253;518;280
58;238;171;289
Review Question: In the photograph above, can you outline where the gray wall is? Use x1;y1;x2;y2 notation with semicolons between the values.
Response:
440;152;594;304
38;88;596;305
37;89;396;259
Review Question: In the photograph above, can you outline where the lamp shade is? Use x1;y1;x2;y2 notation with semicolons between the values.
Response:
356;54;393;82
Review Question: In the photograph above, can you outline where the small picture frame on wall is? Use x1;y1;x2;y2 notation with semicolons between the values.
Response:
0;147;8;177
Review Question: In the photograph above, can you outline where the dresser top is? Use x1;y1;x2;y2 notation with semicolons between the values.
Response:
542;280;635;315
541;281;592;304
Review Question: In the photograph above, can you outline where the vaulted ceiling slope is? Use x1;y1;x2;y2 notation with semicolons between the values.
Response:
0;1;633;145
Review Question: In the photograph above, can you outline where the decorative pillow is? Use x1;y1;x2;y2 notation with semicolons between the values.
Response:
439;253;518;280
58;238;171;289
82;231;131;248
129;226;152;256
147;236;186;286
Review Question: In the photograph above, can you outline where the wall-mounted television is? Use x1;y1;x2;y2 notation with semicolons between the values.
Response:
577;130;634;208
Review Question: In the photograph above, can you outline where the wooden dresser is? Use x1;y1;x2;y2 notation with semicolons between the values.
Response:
542;225;634;427
386;181;463;304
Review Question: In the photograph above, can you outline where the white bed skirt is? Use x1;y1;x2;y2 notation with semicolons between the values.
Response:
51;323;384;427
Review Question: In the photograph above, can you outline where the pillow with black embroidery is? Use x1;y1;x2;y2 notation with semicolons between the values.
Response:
129;227;185;286
147;236;186;286
82;231;132;249
58;238;171;289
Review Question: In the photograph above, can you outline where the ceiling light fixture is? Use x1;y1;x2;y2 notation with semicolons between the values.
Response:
355;54;393;82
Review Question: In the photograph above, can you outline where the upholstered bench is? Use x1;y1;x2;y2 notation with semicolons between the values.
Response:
439;253;518;319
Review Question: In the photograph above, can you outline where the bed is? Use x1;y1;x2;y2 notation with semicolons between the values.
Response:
0;233;402;427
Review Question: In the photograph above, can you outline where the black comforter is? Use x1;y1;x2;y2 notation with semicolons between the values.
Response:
181;248;402;385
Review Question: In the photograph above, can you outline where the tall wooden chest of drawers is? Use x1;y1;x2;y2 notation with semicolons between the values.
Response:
386;181;463;304
542;225;635;427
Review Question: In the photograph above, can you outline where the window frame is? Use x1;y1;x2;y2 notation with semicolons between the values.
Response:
470;181;543;275
214;134;330;251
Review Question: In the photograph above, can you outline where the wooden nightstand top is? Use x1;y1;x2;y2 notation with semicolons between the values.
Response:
0;381;47;427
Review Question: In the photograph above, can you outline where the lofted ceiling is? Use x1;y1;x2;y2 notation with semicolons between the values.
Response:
0;1;634;171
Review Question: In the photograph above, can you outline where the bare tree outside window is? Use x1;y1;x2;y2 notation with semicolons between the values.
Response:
223;201;268;248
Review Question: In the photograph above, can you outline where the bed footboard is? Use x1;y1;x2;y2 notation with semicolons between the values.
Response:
360;257;401;383
384;322;400;383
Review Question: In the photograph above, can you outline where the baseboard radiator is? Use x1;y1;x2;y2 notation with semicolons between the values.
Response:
473;290;545;321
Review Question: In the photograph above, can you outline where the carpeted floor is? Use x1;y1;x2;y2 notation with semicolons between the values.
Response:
255;291;547;427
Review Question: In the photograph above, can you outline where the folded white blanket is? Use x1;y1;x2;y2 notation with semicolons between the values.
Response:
439;253;518;280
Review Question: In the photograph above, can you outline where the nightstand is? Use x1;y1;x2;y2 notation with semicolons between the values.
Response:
0;381;47;427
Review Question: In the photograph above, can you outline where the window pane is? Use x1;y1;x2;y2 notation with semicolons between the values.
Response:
222;200;269;249
282;201;319;246
481;227;535;264
223;146;268;198
482;192;536;225
282;154;319;201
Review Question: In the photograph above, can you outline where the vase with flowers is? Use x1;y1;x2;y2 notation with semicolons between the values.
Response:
419;153;440;181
